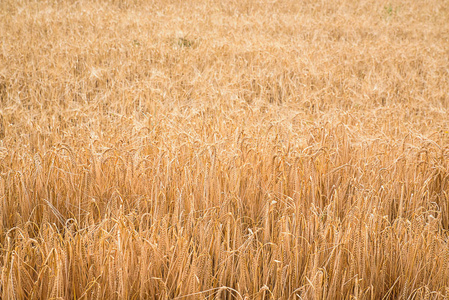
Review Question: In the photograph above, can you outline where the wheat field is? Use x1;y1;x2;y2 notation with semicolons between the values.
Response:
1;0;449;299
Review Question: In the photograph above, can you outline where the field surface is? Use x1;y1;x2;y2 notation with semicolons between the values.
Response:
1;0;449;299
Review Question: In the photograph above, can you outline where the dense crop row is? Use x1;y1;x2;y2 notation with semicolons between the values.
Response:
1;0;449;298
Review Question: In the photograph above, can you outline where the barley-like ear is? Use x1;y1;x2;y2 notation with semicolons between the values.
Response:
443;243;449;283
0;114;5;139
402;279;408;300
423;286;430;300
315;269;324;300
1;258;8;299
9;251;17;300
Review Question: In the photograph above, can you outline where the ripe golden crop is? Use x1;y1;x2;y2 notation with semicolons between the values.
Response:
1;0;448;299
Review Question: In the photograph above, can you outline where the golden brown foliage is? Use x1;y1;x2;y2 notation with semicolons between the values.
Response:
1;0;449;299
